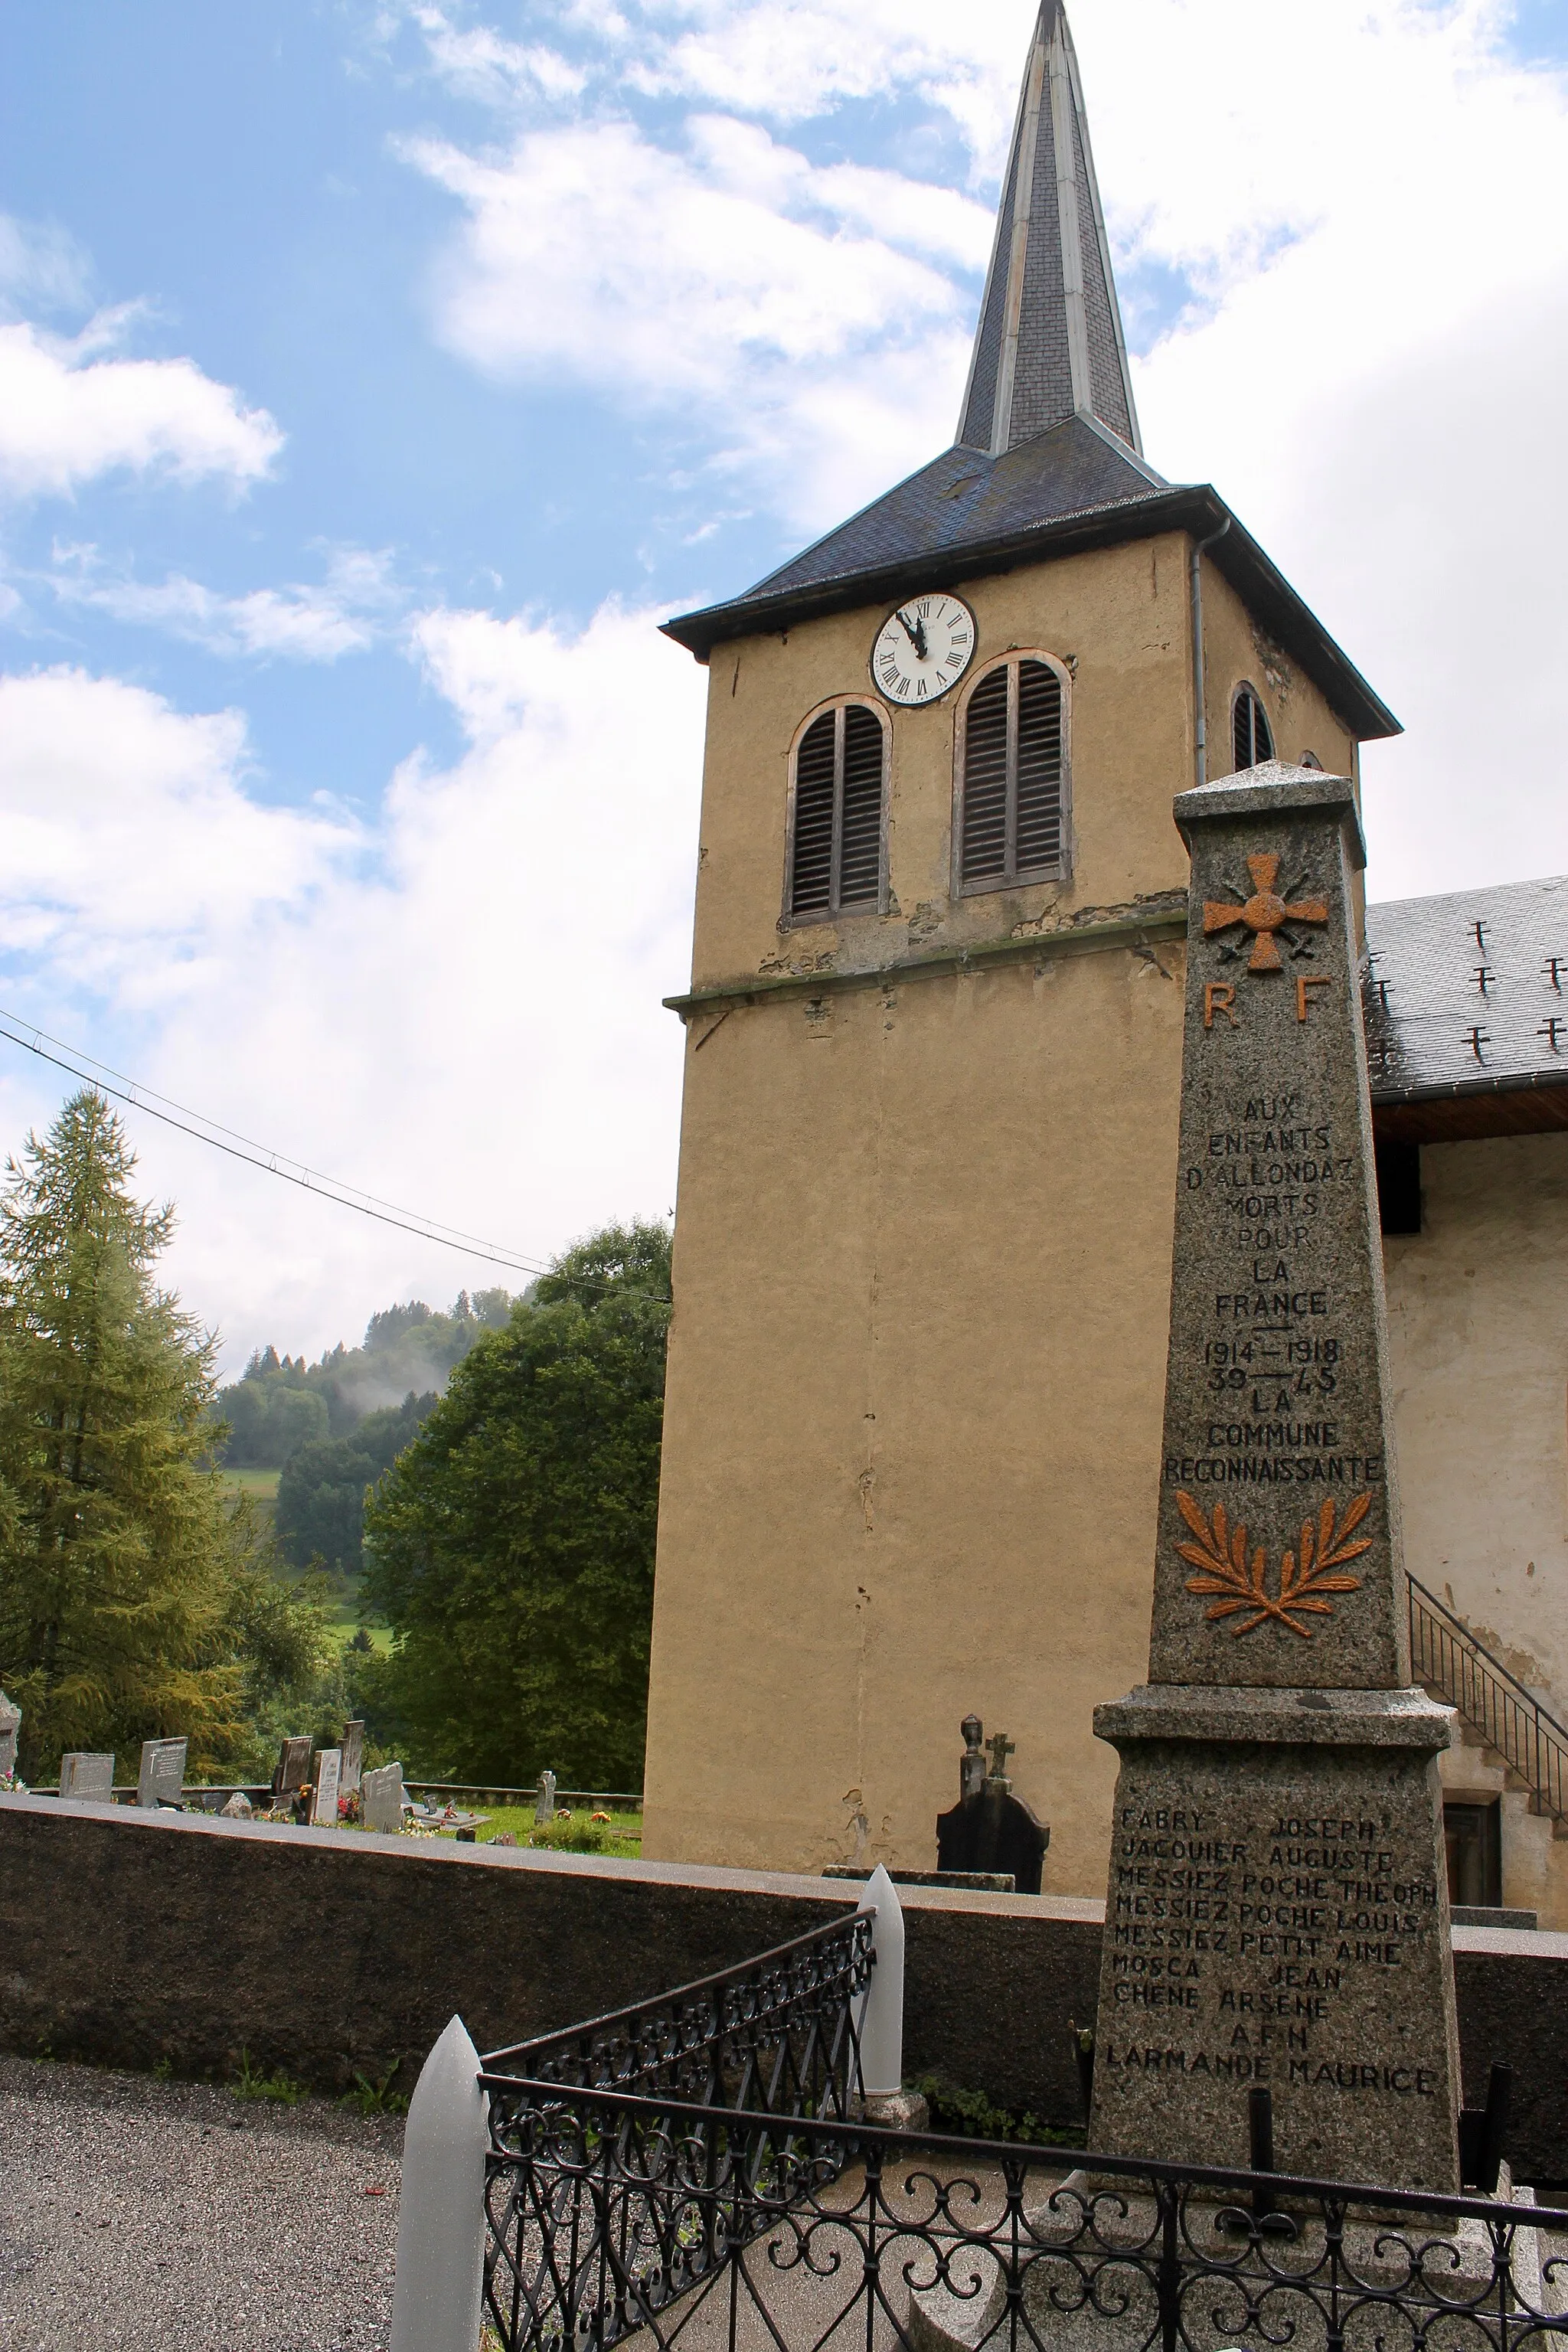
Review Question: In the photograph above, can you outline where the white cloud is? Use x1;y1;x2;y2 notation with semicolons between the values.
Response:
1095;0;1568;896
401;113;983;527
0;213;93;318
410;5;586;105
0;604;704;1365
0;670;357;989
48;544;403;662
0;313;283;501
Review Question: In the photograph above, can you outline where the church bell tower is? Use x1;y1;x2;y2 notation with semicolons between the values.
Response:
642;0;1398;1892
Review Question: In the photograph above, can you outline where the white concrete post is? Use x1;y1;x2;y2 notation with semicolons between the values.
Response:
390;2014;488;2352
856;1864;906;2098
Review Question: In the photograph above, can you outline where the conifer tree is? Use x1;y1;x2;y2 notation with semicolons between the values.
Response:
0;1090;247;1776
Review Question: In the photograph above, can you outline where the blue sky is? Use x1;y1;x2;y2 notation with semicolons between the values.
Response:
1;0;1566;1365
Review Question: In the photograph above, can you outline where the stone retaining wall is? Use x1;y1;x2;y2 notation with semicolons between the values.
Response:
1;1797;1559;2179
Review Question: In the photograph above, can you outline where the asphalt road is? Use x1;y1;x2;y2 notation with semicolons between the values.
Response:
0;2053;403;2352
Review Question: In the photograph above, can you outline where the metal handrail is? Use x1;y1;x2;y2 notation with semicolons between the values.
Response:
1409;1570;1568;1823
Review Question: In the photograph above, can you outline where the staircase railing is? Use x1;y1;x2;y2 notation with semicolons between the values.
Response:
1409;1571;1568;1824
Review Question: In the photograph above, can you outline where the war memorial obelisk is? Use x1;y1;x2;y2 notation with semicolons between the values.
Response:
1089;763;1460;2194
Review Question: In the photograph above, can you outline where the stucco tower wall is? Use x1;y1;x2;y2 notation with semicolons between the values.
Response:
645;532;1363;1889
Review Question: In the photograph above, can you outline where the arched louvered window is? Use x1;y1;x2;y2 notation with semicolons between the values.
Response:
956;654;1068;894
786;701;887;921
1232;684;1274;772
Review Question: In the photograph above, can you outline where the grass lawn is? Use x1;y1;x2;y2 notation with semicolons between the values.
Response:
331;1610;393;1656
370;1804;642;1857
221;1468;280;1502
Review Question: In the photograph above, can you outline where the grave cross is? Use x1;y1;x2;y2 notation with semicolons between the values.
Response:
985;1731;1015;1785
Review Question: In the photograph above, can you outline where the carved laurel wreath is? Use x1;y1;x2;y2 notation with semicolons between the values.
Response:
1176;1491;1372;1637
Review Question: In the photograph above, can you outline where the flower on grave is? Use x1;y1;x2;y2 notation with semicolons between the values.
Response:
591;1811;610;1824
556;1808;572;1819
0;1771;26;1794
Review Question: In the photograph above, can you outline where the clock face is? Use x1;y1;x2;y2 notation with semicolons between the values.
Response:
871;593;975;706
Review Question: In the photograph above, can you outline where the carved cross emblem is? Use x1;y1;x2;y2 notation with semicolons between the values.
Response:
1204;853;1328;973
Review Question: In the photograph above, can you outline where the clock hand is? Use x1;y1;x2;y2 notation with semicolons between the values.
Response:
895;607;930;659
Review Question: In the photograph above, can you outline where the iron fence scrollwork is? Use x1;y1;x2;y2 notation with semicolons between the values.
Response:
480;2079;1568;2352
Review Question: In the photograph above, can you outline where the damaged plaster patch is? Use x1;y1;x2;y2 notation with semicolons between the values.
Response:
759;948;835;977
1011;888;1186;940
1250;622;1293;703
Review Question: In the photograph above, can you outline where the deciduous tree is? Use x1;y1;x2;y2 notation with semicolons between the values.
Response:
361;1223;670;1785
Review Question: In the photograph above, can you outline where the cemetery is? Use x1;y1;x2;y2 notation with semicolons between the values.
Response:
8;756;1568;2347
3;1;1566;2344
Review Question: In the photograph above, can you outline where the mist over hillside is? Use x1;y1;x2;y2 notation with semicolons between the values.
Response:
215;1289;516;1469
211;1288;520;1583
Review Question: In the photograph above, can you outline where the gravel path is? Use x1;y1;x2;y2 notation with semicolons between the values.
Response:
0;2053;403;2352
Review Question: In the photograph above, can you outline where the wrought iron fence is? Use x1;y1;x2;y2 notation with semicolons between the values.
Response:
1410;1573;1568;1824
479;2082;1568;2352
482;1910;873;2114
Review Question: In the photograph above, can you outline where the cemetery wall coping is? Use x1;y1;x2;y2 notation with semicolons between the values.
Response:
0;1796;1563;2177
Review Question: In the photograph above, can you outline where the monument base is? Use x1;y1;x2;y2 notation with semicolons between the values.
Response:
1089;1684;1459;2194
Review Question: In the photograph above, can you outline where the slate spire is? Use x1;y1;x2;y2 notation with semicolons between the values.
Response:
958;0;1142;458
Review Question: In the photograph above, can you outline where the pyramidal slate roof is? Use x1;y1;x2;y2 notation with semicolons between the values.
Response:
662;5;1397;743
958;0;1140;458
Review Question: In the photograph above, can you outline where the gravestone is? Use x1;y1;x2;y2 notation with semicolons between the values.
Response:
534;1769;557;1824
936;1725;1049;1894
220;1791;253;1818
362;1760;404;1834
0;1691;22;1782
310;1749;342;1825
59;1753;115;1803
273;1736;312;1803
340;1720;365;1796
1089;764;1459;2194
137;1738;187;1809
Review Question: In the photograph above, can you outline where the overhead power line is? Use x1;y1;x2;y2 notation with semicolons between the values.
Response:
0;1005;612;1290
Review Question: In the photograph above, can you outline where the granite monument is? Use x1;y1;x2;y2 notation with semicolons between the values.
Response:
362;1760;404;1833
137;1738;187;1809
309;1748;342;1826
1088;764;1459;2194
59;1752;115;1802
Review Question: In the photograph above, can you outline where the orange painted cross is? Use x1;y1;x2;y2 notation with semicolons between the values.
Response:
1203;852;1328;973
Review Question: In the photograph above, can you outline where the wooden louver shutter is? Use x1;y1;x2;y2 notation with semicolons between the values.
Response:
789;705;884;918
1014;658;1063;873
790;710;836;916
1233;688;1273;773
838;704;884;909
959;665;1009;883
961;658;1063;888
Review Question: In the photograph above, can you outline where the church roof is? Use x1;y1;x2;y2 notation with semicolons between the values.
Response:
1366;876;1568;1139
661;0;1397;743
957;0;1139;458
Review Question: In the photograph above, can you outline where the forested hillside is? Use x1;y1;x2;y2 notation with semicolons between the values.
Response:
218;1290;513;1465
212;1292;514;1576
0;1093;671;1788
